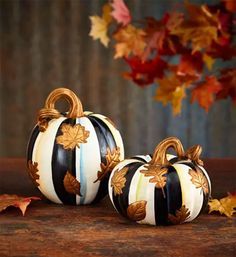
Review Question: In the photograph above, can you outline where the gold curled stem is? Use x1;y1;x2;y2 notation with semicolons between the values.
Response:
37;88;84;131
150;137;185;166
44;88;83;118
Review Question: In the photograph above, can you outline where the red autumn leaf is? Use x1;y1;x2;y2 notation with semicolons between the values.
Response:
142;17;167;60
124;55;168;86
216;68;236;104
111;0;131;26
223;0;236;13
191;76;222;111
177;51;204;77
207;41;236;60
0;194;41;216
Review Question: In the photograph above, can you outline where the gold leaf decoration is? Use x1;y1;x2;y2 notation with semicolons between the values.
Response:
94;147;121;183
111;167;128;196
140;164;168;197
56;123;90;150
189;168;209;194
27;160;40;187
168;205;190;225
63;171;82;196
127;200;147;221
185;145;203;166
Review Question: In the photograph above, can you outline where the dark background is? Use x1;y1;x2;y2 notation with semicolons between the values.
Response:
0;0;235;158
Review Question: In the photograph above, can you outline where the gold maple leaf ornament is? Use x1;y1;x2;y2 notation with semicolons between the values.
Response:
111;167;129;196
168;205;191;225
140;164;168;197
56;123;90;150
27;160;40;187
95;147;121;183
188;168;209;194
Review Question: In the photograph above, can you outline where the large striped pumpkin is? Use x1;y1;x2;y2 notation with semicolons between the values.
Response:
27;88;124;205
108;137;211;226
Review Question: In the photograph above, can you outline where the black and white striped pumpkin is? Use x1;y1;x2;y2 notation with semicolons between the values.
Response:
108;137;211;226
27;88;124;205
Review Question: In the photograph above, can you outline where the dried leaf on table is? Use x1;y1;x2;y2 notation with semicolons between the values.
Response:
111;0;131;26
191;76;222;111
0;194;40;216
56;123;90;150
208;193;236;218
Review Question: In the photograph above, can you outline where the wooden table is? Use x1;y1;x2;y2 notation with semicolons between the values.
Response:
0;158;236;257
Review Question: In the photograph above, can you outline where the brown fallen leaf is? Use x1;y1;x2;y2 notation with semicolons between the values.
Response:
0;194;41;216
208;193;236;218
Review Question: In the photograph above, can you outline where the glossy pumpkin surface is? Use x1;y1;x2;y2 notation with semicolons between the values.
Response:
108;137;211;225
27;88;124;205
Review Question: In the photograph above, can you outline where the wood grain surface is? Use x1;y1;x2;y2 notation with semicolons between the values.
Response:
0;158;235;257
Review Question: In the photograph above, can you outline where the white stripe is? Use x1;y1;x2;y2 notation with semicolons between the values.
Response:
173;163;203;222
89;113;125;160
77;117;101;204
134;155;152;162
33;117;66;204
128;165;156;225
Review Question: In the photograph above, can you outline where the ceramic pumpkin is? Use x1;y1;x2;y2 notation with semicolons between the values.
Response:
27;88;124;205
108;137;211;225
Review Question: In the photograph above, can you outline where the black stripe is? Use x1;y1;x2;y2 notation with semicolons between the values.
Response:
88;115;117;204
27;125;40;162
88;116;117;162
112;162;143;219
154;184;168;225
51;118;76;205
166;166;182;217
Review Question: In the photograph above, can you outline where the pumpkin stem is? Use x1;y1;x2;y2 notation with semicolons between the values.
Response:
37;88;84;131
150;137;185;166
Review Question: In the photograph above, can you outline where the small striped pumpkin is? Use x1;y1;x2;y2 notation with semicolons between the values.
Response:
108;137;211;226
27;88;124;205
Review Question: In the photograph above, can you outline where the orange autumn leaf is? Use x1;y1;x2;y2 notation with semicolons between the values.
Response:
89;4;112;47
113;24;146;58
191;76;222;111
170;3;220;52
111;0;131;26
208;193;236;218
0;194;41;216
155;74;187;115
